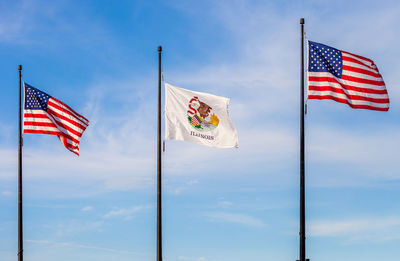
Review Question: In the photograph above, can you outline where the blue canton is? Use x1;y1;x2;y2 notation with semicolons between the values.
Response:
24;83;51;111
308;41;342;78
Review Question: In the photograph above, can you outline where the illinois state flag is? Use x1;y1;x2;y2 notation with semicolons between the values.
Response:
165;83;238;148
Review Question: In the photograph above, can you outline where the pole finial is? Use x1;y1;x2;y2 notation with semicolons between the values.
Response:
300;18;305;24
158;46;162;52
18;65;22;70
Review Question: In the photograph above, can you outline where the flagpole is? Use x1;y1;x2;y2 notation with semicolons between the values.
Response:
157;45;163;261
18;64;23;261
299;18;307;261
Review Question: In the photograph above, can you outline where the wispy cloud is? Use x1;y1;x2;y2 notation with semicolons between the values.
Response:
81;206;94;212
204;211;267;228
217;200;233;209
33;205;150;240
103;205;151;219
307;126;400;186
1;190;12;197
309;216;400;243
178;256;209;261
169;179;199;195
55;220;104;236
26;239;145;256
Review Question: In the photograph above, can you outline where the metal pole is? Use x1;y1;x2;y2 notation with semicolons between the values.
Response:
18;64;23;261
299;18;306;261
157;46;163;261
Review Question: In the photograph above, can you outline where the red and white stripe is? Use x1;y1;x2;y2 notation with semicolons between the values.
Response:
308;50;389;111
23;97;89;155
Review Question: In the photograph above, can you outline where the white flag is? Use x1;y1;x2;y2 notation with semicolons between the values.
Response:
165;83;238;148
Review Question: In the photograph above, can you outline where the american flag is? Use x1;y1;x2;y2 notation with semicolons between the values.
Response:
307;41;389;111
23;83;89;155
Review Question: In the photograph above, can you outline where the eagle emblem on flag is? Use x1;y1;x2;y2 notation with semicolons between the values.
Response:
187;96;219;131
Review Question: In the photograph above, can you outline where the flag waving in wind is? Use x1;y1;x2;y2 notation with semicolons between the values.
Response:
165;83;238;148
23;83;89;155
307;41;389;111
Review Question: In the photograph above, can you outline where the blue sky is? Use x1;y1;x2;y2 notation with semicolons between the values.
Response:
1;0;400;260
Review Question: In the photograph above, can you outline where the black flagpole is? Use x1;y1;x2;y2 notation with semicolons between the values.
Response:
299;18;307;261
18;64;23;261
157;46;163;261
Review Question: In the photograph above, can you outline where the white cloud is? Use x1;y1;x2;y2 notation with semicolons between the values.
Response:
0;149;17;179
178;256;208;261
309;216;400;243
26;239;144;255
218;200;233;208
103;205;150;219
169;179;200;195
1;190;12;197
187;179;199;185
204;211;267;228
53;220;104;236
26;239;52;244
307;125;400;186
81;206;94;212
